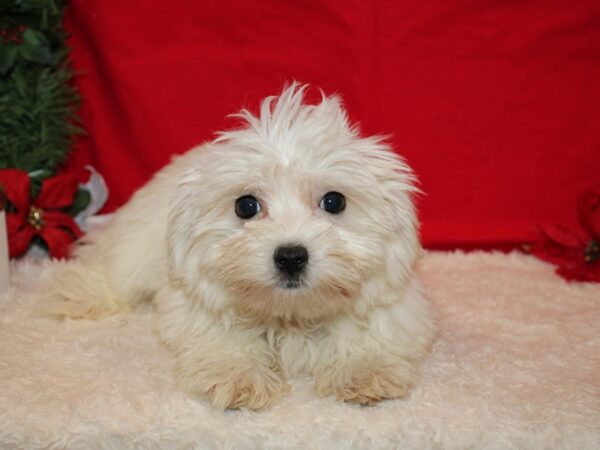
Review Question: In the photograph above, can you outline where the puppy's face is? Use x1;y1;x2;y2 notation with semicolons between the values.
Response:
168;87;420;320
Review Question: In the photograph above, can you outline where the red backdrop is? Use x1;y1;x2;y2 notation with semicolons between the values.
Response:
64;0;600;248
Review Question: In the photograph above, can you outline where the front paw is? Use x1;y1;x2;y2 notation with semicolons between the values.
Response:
316;365;414;406
178;366;290;410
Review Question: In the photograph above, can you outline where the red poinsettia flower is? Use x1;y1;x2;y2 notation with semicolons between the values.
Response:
0;169;83;259
529;190;600;282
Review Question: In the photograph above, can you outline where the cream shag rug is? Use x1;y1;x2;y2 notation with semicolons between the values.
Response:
1;251;599;449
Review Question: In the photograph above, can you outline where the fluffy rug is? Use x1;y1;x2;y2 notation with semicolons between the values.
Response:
0;251;599;449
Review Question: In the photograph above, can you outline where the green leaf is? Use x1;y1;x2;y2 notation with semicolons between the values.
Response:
0;0;82;174
22;28;46;47
0;45;18;74
66;187;91;216
19;43;53;65
29;169;53;181
41;8;49;29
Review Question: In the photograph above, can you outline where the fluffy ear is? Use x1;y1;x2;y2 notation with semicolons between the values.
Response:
166;176;204;287
362;139;423;281
166;164;233;291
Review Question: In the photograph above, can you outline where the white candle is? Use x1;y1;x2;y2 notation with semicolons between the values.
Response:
0;210;9;293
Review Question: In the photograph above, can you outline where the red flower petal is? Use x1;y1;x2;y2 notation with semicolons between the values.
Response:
538;223;588;248
529;239;584;267
39;226;79;259
7;222;34;258
578;190;600;240
556;261;600;283
5;211;26;235
43;211;83;239
35;173;79;210
0;169;31;211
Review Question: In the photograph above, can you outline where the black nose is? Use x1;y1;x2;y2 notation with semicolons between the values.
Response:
274;245;309;275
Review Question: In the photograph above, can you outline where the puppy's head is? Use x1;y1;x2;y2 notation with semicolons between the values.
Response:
167;84;420;321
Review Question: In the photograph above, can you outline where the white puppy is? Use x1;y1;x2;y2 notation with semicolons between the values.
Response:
48;84;435;410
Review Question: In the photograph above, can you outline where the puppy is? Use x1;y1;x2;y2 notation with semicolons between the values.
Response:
48;84;435;410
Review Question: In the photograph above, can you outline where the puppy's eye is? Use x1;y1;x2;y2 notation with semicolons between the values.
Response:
235;195;261;219
320;192;346;214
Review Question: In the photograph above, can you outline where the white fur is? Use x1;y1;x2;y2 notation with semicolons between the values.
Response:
46;84;435;409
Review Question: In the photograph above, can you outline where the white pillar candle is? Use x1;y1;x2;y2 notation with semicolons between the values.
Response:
0;210;9;293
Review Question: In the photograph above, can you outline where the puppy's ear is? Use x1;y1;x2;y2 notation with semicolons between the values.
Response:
363;139;423;280
166;178;203;286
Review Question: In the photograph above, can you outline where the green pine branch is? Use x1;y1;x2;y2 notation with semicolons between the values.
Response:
0;0;82;175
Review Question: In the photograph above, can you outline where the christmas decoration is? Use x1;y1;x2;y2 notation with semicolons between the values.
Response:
0;0;82;174
528;189;600;282
0;1;105;260
0;169;82;259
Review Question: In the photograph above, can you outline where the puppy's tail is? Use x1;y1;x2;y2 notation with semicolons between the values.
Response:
41;261;132;320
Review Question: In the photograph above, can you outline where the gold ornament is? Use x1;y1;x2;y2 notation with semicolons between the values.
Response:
28;206;44;230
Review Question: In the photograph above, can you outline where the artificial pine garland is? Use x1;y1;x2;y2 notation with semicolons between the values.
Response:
0;0;93;259
0;0;81;178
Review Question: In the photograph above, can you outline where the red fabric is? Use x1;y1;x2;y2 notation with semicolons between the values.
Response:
64;0;600;248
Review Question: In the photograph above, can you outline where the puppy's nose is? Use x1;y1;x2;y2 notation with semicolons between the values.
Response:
274;245;309;275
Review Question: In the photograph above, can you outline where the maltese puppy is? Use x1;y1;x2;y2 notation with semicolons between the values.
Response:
48;84;435;410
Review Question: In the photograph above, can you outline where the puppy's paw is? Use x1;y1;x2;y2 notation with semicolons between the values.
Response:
208;372;290;410
42;292;129;320
41;263;127;320
179;366;290;410
316;365;414;406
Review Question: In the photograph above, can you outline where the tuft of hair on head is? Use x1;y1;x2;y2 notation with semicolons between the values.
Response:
215;82;353;146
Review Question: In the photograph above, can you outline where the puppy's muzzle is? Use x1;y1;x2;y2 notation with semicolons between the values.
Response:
274;245;308;278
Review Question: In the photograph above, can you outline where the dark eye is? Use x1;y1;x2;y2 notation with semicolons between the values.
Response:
320;192;346;214
235;195;261;219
